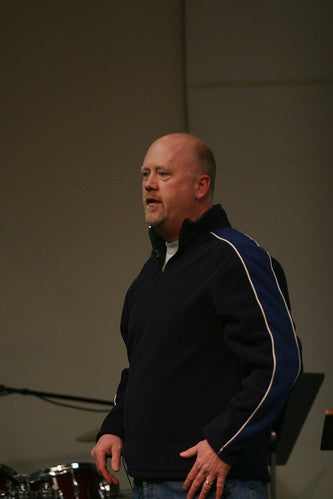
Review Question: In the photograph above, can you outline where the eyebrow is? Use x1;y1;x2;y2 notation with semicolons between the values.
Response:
140;165;165;172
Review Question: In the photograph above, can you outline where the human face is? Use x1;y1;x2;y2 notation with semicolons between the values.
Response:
141;136;202;242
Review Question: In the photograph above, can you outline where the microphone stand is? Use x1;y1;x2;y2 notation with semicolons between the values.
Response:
0;384;114;407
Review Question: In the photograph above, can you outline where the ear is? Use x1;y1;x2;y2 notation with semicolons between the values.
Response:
195;174;211;200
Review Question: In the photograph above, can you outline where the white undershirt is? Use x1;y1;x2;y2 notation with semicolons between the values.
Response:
162;240;179;271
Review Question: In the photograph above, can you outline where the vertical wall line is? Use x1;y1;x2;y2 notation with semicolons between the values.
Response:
181;0;189;132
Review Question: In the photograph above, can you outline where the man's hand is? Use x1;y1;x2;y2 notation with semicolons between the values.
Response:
180;439;231;499
91;434;123;485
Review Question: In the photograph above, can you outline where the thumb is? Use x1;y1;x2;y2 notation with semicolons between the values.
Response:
179;444;198;458
111;451;121;472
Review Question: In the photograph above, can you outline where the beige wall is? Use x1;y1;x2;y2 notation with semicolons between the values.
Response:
186;1;332;498
1;0;185;488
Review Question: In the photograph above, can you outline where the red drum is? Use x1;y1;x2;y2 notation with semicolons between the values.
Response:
29;462;119;498
0;464;18;497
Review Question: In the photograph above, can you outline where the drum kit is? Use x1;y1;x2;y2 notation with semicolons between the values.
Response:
0;430;130;498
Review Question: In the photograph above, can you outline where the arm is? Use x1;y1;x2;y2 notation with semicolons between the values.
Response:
205;245;301;464
181;238;301;497
96;368;128;440
91;368;129;483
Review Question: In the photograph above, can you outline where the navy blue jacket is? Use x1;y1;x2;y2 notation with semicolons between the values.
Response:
98;204;301;481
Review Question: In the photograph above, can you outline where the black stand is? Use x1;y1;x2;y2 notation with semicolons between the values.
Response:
0;384;114;407
320;409;333;450
269;372;324;499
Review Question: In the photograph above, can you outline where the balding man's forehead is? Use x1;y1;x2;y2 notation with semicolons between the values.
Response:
149;133;203;149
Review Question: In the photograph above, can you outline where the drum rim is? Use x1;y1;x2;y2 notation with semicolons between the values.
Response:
30;462;98;481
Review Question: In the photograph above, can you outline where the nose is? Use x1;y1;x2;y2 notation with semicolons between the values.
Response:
143;172;157;191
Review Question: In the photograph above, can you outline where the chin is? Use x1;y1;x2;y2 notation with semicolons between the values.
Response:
146;219;160;227
145;213;163;226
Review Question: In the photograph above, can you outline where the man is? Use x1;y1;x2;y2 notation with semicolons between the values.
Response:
91;133;301;498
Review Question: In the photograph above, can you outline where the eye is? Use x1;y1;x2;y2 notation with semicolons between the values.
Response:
141;170;150;179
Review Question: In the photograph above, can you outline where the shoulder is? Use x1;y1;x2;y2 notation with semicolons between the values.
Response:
210;227;270;264
209;227;277;291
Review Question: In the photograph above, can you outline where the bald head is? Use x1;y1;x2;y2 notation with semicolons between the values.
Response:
148;133;216;197
141;133;216;241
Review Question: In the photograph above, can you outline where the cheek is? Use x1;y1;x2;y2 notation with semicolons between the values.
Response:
162;182;194;208
173;186;196;206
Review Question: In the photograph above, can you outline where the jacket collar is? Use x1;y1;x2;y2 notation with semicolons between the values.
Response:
149;204;231;256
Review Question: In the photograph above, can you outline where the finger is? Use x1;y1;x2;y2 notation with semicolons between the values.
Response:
183;473;195;491
215;476;224;499
186;473;208;499
93;451;114;485
180;445;197;458
102;468;119;486
96;458;119;486
183;462;200;490
111;446;121;472
198;478;215;499
97;460;113;485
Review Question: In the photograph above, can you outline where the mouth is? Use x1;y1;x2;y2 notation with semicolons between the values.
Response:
145;198;161;208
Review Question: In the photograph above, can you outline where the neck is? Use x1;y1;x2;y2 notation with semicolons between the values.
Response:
154;203;213;243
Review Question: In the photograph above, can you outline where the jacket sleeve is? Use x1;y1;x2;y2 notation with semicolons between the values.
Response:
205;230;302;465
96;368;129;442
96;282;134;442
